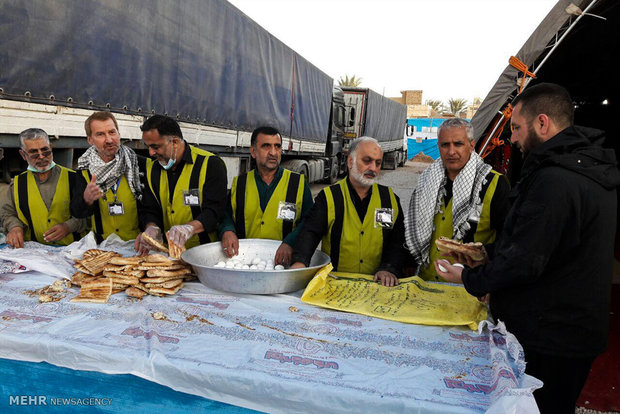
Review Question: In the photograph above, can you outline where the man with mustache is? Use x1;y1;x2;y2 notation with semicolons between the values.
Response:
71;111;146;242
291;137;405;286
136;115;227;253
219;126;313;266
0;128;87;247
436;83;620;413
405;118;510;281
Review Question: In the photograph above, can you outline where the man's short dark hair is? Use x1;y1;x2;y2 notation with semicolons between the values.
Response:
512;83;574;128
140;115;184;139
251;126;281;146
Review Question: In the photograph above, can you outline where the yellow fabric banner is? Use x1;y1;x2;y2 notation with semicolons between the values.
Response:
301;265;487;330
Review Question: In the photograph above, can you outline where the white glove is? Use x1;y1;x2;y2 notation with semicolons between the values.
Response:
168;224;194;246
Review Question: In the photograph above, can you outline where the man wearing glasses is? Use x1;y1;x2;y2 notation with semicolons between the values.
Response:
0;128;87;248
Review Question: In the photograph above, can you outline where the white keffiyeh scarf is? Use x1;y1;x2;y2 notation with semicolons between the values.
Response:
405;152;491;265
77;145;142;200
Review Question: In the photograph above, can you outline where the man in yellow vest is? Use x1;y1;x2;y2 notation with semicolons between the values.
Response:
71;111;146;243
291;137;406;286
405;118;510;282
219;126;313;265
136;115;227;253
0;128;87;248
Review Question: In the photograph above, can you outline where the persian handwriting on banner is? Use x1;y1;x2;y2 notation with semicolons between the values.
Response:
301;266;487;330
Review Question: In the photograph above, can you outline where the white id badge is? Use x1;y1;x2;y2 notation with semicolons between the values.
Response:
183;189;201;206
277;201;297;221
374;208;394;228
108;202;125;216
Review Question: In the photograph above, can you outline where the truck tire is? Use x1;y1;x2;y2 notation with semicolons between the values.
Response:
281;159;309;181
327;156;339;184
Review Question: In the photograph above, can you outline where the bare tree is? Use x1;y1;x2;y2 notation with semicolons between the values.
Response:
338;75;363;87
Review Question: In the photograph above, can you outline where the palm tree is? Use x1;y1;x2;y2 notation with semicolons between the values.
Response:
425;99;444;113
338;75;363;87
448;98;468;116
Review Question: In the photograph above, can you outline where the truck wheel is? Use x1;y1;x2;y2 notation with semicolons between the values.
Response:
328;156;339;184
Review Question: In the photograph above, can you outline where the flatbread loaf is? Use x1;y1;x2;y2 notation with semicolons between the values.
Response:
142;233;169;253
435;237;485;261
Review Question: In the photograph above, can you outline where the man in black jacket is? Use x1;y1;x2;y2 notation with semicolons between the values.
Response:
435;83;620;413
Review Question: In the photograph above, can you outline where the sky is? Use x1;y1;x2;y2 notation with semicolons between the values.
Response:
227;0;559;105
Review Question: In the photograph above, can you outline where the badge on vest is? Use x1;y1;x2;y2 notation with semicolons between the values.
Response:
277;201;297;221
183;189;201;206
374;208;394;228
108;202;125;216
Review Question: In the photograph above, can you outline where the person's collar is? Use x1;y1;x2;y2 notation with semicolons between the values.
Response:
346;175;372;200
255;166;283;185
178;140;192;164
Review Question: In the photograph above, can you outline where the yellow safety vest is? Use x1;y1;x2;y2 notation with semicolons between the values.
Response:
145;145;218;248
230;169;305;241
82;170;140;242
419;170;502;281
322;179;399;274
13;166;81;246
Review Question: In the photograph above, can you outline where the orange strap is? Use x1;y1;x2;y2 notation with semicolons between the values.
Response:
509;56;536;93
480;104;512;159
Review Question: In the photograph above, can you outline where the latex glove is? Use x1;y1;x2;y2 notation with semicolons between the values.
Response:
274;242;293;266
374;270;399;287
220;230;239;258
167;224;194;247
135;225;162;255
43;223;70;243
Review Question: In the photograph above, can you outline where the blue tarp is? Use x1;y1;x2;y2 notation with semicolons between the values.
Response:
0;0;333;142
408;138;439;160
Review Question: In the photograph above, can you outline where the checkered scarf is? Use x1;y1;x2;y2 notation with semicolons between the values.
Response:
77;145;142;200
405;152;491;265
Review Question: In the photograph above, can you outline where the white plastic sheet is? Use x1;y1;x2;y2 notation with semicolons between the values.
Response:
0;242;541;413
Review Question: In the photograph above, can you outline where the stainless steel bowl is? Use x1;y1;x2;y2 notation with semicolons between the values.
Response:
181;239;331;294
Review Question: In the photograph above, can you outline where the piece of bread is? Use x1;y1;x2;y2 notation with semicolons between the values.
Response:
435;237;485;261
149;283;183;296
144;278;183;289
146;268;191;278
125;286;147;299
109;256;144;266
142;233;169;253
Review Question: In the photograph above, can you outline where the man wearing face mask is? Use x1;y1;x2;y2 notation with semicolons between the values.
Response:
136;115;227;253
70;111;146;243
0;128;87;248
290;137;406;286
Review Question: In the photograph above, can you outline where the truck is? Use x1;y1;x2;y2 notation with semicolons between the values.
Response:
341;87;407;169
0;0;406;186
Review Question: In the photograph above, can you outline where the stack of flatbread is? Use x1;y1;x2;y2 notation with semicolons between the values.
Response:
71;278;113;304
71;250;195;302
103;256;145;293
135;254;192;297
73;249;122;278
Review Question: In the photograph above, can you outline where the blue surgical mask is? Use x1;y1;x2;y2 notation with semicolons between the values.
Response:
159;141;177;170
27;161;56;173
161;158;175;170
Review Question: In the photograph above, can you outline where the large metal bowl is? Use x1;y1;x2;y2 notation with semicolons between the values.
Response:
181;239;331;294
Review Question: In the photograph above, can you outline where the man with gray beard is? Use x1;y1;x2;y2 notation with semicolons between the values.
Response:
291;137;406;286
